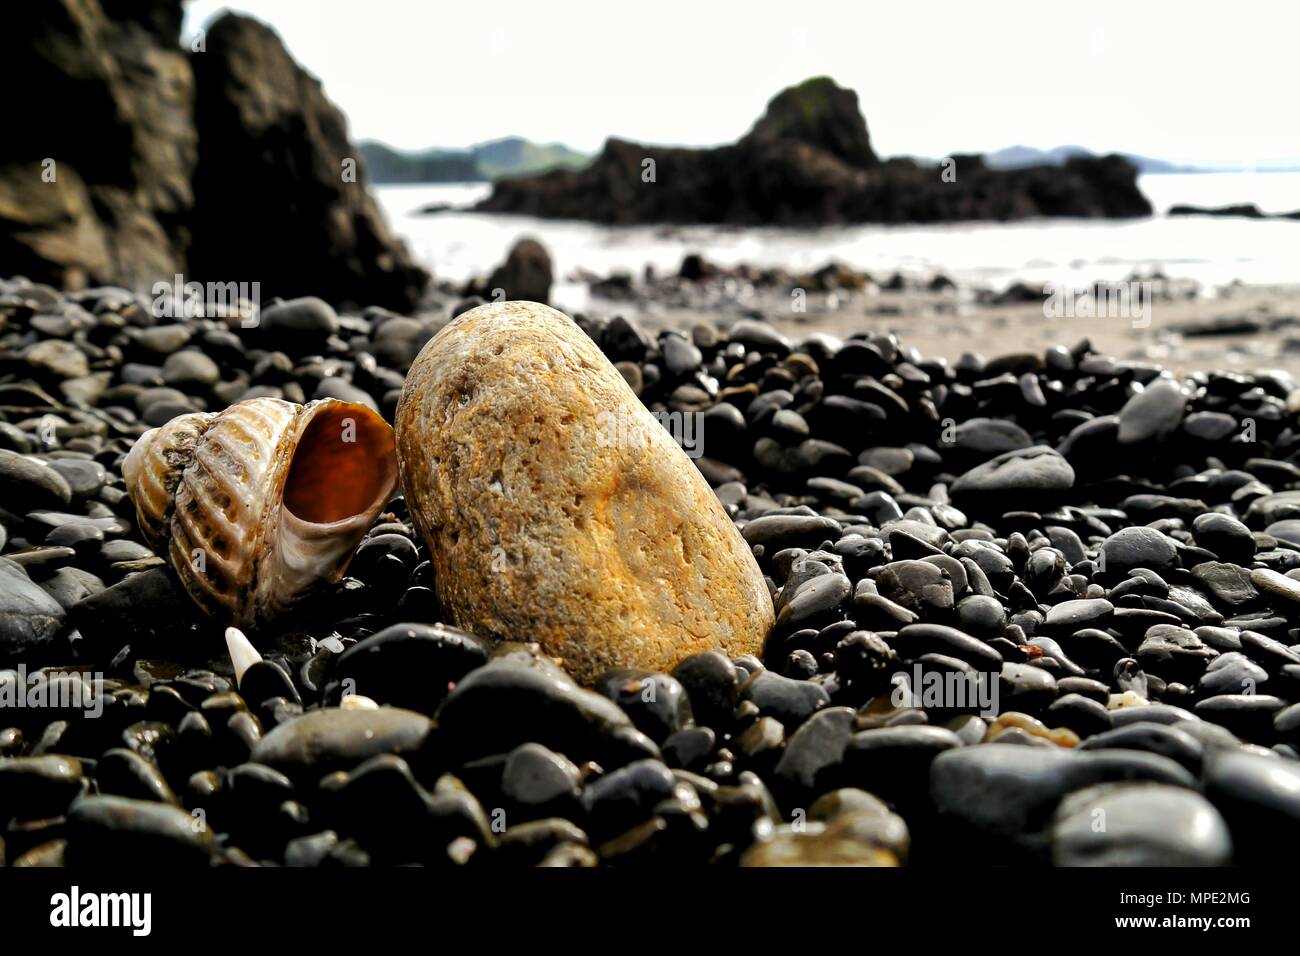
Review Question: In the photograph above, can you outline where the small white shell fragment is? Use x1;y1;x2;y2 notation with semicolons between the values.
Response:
225;626;262;685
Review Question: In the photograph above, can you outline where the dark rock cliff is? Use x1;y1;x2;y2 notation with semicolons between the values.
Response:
0;1;427;311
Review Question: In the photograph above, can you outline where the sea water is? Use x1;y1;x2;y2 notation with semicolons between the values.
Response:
376;171;1300;312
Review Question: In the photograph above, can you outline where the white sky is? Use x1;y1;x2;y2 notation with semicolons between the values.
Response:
184;0;1299;164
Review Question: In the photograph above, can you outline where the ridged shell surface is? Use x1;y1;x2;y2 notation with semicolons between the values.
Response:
121;411;216;549
168;398;298;623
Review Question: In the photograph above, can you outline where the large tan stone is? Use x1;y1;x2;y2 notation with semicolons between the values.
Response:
395;301;773;684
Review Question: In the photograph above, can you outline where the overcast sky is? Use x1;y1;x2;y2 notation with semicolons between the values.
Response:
184;0;1298;164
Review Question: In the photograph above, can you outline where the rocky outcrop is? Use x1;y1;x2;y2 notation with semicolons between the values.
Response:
0;1;427;311
190;15;427;311
478;77;1152;226
484;238;553;304
0;0;195;290
1169;203;1300;220
1169;203;1266;219
742;76;878;170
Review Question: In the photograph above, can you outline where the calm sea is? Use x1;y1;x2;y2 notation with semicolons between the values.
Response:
375;172;1300;310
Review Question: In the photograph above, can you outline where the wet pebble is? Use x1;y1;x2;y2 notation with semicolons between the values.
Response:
64;795;215;866
594;668;693;743
0;559;67;655
435;659;657;768
250;706;433;780
740;670;829;728
930;743;1196;858
1051;782;1231;866
326;622;487;714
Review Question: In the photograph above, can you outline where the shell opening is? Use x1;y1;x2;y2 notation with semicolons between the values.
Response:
283;404;397;525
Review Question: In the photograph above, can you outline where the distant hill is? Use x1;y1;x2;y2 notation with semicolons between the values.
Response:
359;142;481;183
984;145;1199;174
359;136;589;183
471;138;590;179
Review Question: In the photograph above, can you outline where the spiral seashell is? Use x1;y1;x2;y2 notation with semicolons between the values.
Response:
123;398;398;628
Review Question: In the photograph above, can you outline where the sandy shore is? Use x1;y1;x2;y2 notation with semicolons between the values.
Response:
588;282;1300;379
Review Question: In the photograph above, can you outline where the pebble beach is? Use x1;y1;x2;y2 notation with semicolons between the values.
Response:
4;274;1300;868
